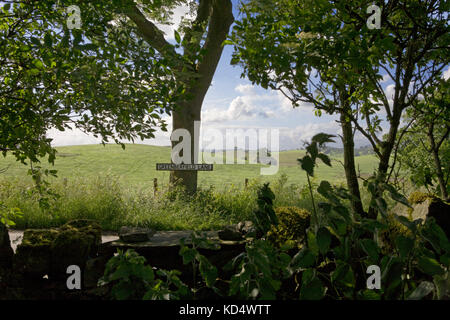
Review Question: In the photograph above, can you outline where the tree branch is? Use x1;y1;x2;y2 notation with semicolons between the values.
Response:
126;4;178;59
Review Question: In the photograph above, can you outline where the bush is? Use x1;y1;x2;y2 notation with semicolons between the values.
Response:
267;207;311;248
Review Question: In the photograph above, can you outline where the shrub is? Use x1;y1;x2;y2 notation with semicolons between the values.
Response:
267;207;311;248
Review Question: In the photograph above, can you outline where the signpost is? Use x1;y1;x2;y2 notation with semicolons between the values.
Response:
154;163;213;194
156;163;213;171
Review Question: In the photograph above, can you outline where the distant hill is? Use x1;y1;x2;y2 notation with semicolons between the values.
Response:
323;146;374;157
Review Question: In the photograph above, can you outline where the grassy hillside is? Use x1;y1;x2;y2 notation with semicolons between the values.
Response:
0;143;378;189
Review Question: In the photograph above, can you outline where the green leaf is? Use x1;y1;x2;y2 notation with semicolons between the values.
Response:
44;33;53;47
317;180;332;196
299;277;326;300
307;230;319;256
311;133;336;145
290;249;316;269
174;30;181;44
306;142;318;161
299;155;314;176
331;262;355;288
198;255;218;288
417;256;446;276
222;39;234;46
179;246;196;265
316;227;331;254
395;235;414;260
317;153;332;166
360;239;380;261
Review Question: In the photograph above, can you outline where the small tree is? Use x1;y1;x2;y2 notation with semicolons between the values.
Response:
297;133;335;228
397;79;450;200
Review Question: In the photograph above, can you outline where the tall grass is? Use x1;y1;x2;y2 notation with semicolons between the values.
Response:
0;173;325;231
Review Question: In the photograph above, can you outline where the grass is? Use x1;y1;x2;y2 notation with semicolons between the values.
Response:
0;174;325;231
0;143;378;188
0;144;379;231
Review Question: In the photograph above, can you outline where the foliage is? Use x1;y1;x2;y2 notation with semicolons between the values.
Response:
230;0;449;217
0;0;176;163
179;231;219;295
227;239;292;300
378;212;413;255
252;183;277;236
99;249;190;300
0;1;181;206
267;207;310;249
397;79;450;199
0;201;22;227
297;133;335;227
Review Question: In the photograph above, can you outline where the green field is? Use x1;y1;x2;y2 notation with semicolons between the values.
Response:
0;144;379;231
0;143;378;189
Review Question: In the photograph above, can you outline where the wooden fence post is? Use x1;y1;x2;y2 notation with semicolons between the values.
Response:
153;178;158;195
245;178;249;189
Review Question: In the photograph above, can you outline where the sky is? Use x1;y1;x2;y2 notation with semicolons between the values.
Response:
47;1;450;151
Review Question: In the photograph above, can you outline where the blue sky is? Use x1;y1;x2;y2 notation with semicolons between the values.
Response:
48;0;450;150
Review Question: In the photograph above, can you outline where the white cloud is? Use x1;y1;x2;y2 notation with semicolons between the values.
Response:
47;126;102;147
443;67;450;80
155;5;193;41
202;96;275;122
202;84;314;123
381;73;391;83
235;84;255;94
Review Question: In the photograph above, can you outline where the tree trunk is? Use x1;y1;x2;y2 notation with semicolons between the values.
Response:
367;112;402;218
340;111;365;216
169;0;234;194
428;123;449;201
170;94;202;194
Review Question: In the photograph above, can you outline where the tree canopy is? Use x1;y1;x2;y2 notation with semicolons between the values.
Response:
1;0;181;168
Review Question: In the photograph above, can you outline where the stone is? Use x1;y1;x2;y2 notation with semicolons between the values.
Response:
0;222;14;269
119;226;155;243
14;219;102;279
393;197;450;238
237;221;257;236
218;225;243;241
60;219;102;255
84;255;111;289
14;229;59;278
50;219;102;279
418;198;450;238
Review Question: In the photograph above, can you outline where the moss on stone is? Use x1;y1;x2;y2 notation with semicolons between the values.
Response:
15;220;102;279
60;219;102;249
267;207;311;248
20;229;59;247
408;191;436;205
379;213;413;255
